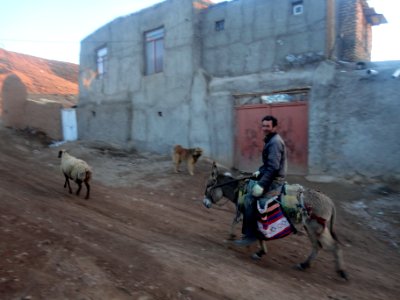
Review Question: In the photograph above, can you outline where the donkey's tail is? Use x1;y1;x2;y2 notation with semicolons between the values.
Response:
329;205;343;245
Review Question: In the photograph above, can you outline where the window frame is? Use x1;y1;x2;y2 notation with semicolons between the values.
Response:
96;46;108;79
144;27;164;75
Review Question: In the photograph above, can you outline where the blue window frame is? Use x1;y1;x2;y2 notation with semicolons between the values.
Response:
145;27;164;75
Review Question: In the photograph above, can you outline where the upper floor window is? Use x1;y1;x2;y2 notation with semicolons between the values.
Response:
292;1;303;15
215;20;225;31
145;27;164;75
96;46;108;79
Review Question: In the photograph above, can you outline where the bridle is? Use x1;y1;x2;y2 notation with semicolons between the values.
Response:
204;178;221;204
204;175;253;206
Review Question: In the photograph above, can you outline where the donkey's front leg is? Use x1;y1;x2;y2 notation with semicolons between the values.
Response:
252;240;267;261
297;223;320;270
229;207;242;240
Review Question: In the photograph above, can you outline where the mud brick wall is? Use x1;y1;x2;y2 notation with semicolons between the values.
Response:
339;0;372;62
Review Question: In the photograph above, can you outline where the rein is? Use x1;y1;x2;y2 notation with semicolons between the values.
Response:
209;175;253;190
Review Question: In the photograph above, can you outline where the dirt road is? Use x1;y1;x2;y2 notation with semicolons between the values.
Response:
0;124;399;300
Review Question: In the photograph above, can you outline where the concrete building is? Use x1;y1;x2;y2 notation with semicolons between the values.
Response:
78;0;399;181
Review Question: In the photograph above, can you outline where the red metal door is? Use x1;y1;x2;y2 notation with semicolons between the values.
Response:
235;102;308;175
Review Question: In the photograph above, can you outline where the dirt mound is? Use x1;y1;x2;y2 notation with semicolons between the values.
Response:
0;124;399;300
0;48;78;95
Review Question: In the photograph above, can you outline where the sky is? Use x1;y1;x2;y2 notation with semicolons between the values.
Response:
0;0;398;64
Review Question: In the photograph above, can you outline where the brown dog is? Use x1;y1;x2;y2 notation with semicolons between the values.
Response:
172;145;203;175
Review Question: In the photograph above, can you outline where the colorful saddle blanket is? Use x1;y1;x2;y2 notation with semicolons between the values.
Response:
257;197;294;240
243;180;295;240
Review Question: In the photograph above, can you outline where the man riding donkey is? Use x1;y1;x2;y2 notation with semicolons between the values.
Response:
203;116;348;279
234;115;288;246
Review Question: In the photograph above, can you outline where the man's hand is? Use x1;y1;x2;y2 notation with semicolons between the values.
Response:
252;183;264;197
252;171;260;178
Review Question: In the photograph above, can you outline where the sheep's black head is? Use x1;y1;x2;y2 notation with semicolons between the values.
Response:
58;149;65;158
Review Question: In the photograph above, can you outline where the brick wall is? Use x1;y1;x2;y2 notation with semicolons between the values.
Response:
339;0;372;62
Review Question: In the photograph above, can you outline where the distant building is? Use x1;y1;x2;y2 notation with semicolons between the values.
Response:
78;0;396;180
0;49;78;141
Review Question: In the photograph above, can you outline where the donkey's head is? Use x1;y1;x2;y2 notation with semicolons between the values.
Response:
203;162;225;208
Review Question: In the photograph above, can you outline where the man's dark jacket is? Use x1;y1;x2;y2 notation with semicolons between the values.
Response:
257;132;287;189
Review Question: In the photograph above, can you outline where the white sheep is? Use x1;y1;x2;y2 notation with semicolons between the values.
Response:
58;149;92;199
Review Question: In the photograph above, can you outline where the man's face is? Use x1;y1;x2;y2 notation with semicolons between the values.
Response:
261;120;276;136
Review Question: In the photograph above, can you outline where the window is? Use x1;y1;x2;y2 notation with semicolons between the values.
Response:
96;46;108;78
292;1;303;15
215;20;225;31
145;27;164;75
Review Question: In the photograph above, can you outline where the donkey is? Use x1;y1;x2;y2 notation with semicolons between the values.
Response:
203;162;348;280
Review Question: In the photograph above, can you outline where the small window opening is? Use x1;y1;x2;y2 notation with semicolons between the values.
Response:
96;46;108;79
215;20;225;31
292;1;303;15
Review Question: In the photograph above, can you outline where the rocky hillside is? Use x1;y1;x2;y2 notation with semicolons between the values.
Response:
0;48;78;95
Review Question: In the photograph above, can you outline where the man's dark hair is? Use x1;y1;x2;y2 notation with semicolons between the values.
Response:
262;115;278;127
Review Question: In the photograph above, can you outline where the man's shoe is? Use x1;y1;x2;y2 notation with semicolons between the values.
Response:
233;236;257;246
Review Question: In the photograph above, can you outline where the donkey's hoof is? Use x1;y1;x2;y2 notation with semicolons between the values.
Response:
227;234;236;241
296;262;309;271
338;270;349;281
251;253;262;261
